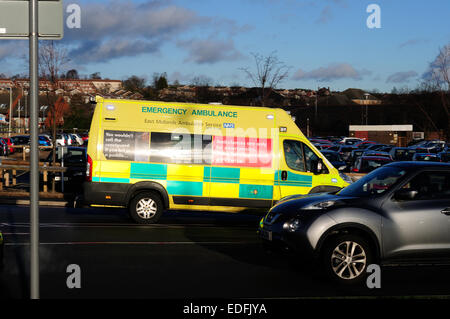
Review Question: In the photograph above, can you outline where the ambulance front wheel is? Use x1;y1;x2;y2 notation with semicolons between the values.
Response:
129;192;164;224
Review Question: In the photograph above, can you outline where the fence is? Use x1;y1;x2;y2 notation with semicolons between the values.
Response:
0;160;67;194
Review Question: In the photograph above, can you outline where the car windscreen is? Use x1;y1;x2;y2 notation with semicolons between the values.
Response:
338;166;407;197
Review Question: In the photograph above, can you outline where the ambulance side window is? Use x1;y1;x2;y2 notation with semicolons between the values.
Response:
150;132;211;165
303;144;320;172
283;140;306;172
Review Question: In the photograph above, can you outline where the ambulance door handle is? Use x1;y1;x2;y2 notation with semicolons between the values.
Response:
281;171;288;181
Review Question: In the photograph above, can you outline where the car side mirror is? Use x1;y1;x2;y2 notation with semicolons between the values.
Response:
394;188;418;201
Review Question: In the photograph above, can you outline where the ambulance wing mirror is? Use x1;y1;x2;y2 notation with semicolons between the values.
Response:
313;158;324;175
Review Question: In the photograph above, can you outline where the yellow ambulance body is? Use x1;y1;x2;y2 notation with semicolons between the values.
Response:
84;96;349;223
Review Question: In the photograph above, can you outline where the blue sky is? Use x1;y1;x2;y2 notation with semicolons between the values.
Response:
1;0;449;92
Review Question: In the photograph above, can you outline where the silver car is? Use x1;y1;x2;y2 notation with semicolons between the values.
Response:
259;162;450;284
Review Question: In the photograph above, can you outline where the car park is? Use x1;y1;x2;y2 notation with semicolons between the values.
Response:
259;161;450;284
351;155;393;173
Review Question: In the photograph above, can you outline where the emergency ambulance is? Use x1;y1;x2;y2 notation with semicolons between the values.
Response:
84;96;350;223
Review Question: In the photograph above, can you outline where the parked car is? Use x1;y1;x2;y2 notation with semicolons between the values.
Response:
351;155;393;173
364;144;388;151
389;147;413;161
362;150;392;160
339;137;364;145
80;132;89;144
327;145;356;165
10;135;30;146
353;141;377;149
438;145;450;162
439;152;450;163
320;150;347;171
313;143;334;151
45;146;87;191
38;135;52;146
259;162;450;284
411;140;446;154
3;137;14;154
0;138;9;156
412;153;441;162
70;134;84;146
55;134;66;146
0;230;3;268
63;133;73;146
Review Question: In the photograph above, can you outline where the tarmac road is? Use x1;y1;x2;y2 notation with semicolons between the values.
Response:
1;204;450;299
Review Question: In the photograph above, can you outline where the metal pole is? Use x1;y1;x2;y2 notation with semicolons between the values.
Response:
8;86;12;137
18;94;21;133
29;0;40;299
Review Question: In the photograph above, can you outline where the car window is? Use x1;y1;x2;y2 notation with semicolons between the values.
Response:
400;171;450;200
339;166;407;197
283;140;305;172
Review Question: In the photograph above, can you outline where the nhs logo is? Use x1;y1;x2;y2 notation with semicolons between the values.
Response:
223;123;235;128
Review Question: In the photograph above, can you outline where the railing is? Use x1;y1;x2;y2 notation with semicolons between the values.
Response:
9;145;53;161
0;160;67;193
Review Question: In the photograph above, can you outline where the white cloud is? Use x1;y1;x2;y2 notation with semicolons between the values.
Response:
386;71;418;83
177;38;243;64
293;63;371;81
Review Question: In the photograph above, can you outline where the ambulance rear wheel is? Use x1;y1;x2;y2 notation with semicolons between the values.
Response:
129;192;163;224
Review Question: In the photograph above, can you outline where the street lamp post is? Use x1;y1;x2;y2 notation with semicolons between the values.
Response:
8;86;12;137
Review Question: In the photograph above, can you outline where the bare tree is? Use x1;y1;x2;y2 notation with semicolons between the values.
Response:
422;44;450;138
39;41;70;165
240;52;290;107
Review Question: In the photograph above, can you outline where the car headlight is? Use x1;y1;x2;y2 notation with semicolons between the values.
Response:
339;172;353;184
283;218;301;232
303;200;336;210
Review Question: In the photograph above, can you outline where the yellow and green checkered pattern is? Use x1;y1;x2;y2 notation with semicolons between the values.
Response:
92;161;313;201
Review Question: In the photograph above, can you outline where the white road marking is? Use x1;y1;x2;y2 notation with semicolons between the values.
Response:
4;241;255;246
0;222;254;229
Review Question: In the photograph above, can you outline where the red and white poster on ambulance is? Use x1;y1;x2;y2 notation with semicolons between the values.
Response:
212;136;272;168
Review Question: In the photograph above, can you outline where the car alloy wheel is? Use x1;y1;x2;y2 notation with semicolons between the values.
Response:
330;240;367;280
136;198;158;219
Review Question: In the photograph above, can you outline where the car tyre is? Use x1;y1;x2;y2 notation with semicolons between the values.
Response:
322;234;373;285
129;191;164;224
